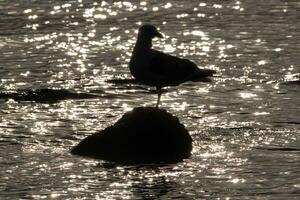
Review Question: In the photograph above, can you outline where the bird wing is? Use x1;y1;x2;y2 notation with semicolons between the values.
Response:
148;50;213;85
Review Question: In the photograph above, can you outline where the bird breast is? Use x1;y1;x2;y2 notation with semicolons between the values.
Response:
129;48;151;80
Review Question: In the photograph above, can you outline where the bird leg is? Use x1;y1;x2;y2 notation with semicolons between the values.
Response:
156;87;162;108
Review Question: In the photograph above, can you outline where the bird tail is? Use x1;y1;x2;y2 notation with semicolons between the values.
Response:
190;68;216;82
198;69;216;77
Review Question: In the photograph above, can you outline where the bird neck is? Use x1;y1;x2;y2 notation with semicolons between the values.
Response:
135;35;152;49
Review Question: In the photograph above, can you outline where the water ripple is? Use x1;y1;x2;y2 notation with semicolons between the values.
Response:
0;0;300;199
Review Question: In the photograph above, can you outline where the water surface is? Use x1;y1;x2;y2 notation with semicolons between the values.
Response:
0;0;299;199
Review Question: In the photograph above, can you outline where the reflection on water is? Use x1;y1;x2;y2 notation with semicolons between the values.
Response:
0;0;300;199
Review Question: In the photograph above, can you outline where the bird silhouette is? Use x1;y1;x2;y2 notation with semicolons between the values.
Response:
129;24;216;107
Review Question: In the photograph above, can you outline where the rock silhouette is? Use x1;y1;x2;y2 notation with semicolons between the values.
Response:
0;88;100;103
281;80;300;86
71;107;192;164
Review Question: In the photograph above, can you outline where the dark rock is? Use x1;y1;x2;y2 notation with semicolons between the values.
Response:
106;78;139;84
0;88;100;103
281;80;300;86
71;107;193;164
106;78;212;85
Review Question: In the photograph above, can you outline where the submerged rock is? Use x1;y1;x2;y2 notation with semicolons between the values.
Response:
0;88;100;103
71;107;192;164
281;80;300;86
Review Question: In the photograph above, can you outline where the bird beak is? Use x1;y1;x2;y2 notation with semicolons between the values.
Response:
156;31;163;38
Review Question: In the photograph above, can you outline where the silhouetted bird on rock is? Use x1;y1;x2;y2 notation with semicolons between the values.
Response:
129;24;216;107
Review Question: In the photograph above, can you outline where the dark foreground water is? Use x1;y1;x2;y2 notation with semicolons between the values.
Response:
0;0;299;199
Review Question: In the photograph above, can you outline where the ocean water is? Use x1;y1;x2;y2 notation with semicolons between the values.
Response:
0;0;299;199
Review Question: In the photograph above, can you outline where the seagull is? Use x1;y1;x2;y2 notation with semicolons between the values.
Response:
129;24;216;107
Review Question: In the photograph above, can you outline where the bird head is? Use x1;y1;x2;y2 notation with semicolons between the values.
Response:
138;24;163;39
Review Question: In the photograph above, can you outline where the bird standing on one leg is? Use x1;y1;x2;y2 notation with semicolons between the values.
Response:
129;24;216;107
